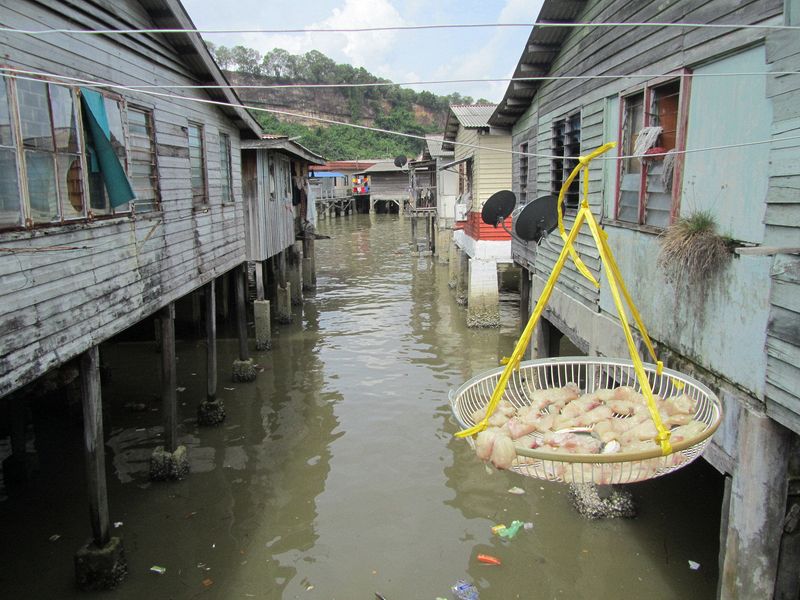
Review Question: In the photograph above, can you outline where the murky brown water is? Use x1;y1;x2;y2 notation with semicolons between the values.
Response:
0;213;723;599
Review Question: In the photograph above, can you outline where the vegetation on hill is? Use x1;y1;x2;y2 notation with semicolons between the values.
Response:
206;43;489;160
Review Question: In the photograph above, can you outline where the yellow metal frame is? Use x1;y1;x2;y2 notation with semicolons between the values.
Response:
456;142;673;455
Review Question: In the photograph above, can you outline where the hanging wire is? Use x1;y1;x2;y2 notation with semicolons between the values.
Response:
2;66;799;163
37;71;796;91
0;21;798;35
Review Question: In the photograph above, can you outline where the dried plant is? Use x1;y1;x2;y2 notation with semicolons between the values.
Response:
657;211;732;284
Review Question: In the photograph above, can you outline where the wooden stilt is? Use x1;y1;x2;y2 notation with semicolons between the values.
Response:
254;261;266;301
160;303;177;452
80;346;110;547
205;279;217;402
235;263;249;362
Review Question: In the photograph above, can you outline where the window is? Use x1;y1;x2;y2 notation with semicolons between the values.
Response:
127;107;158;212
0;80;22;228
188;122;206;206
0;77;161;231
84;94;128;216
218;132;233;203
617;78;685;228
519;142;528;204
18;79;83;223
551;112;581;208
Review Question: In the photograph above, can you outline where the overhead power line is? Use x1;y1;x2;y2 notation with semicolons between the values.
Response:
0;21;798;35
64;71;797;91
2;67;798;163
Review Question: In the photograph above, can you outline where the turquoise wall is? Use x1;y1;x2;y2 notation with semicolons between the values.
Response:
681;45;773;243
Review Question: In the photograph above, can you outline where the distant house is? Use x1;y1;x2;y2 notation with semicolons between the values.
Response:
353;160;410;213
409;134;459;256
489;0;799;597
442;104;513;326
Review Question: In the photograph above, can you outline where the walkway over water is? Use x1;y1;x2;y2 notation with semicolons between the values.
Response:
0;213;722;599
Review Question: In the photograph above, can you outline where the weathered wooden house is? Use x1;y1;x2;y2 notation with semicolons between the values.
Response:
442;104;513;327
241;135;324;320
408;134;459;259
352;160;410;213
489;0;799;597
0;0;266;588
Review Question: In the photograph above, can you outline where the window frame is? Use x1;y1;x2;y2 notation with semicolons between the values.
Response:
519;141;529;205
187;121;207;208
126;104;160;213
218;131;233;203
550;111;581;209
0;73;163;232
614;72;691;228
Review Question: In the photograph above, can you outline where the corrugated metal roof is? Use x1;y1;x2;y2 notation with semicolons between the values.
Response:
425;134;452;158
488;0;589;128
240;137;325;164
449;104;497;128
356;160;407;174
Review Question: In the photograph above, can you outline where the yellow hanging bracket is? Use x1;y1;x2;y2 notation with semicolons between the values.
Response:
456;141;672;456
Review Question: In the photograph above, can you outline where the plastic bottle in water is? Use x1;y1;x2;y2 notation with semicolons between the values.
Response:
452;579;479;600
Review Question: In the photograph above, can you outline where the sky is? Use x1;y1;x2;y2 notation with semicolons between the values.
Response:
182;0;544;103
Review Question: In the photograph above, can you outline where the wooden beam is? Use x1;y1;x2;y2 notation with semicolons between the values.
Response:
80;346;110;547
160;303;177;452
519;63;547;75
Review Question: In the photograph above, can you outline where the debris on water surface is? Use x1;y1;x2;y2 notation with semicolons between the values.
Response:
477;553;502;565
507;486;525;495
688;560;700;570
49;534;60;542
149;565;166;575
452;579;480;599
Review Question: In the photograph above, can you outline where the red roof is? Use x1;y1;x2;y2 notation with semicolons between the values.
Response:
315;160;378;172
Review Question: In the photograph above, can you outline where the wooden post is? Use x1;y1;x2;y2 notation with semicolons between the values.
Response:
254;260;266;301
205;279;217;402
302;223;316;292
160;303;177;453
80;346;110;547
235;263;249;362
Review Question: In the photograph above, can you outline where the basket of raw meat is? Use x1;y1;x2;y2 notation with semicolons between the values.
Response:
450;356;722;485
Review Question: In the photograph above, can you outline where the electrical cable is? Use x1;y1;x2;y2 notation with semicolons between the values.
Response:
2;67;799;163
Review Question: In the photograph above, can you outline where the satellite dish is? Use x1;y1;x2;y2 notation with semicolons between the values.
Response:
514;195;559;242
481;190;517;227
394;155;408;168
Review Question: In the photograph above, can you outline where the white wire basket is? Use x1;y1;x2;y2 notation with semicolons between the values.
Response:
450;357;722;485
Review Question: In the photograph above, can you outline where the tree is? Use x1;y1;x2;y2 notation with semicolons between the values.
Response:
231;45;262;76
214;44;233;70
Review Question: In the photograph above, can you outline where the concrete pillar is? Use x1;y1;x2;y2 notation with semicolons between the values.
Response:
254;260;266;301
254;300;272;351
447;239;459;288
466;258;500;328
455;248;469;306
75;345;127;591
198;279;225;426
437;227;452;264
302;223;316;292
720;409;792;599
219;272;230;320
233;263;256;382
288;241;303;306
275;282;292;324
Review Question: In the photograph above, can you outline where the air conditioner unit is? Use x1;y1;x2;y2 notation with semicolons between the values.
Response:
454;204;468;221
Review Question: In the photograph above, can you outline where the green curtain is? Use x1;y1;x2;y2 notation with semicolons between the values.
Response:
80;88;134;208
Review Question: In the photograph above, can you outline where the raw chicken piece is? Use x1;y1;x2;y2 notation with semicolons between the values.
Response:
662;393;697;416
541;431;602;454
491;435;517;469
606;399;641;417
519;410;555;433
619;419;658;445
528;382;580;413
613;386;647;404
669;420;706;443
505;417;538;440
475;428;504;461
574;404;614;427
497;399;518;417
560;395;602;419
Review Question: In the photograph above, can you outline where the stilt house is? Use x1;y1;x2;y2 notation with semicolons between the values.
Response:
488;0;800;597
